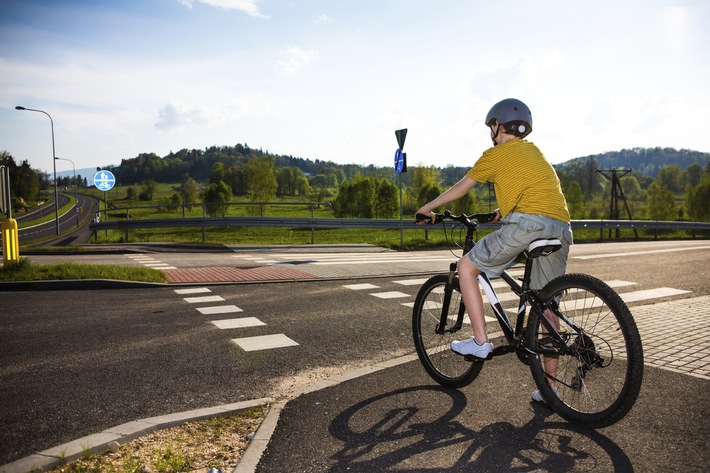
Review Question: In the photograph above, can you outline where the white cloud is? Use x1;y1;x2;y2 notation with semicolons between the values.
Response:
178;0;269;18
662;6;693;49
277;46;319;75
315;14;330;23
231;93;270;119
155;101;225;131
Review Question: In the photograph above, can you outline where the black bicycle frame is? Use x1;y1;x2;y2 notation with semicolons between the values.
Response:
436;222;581;357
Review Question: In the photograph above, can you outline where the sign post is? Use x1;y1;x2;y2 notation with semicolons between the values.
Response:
394;129;408;247
1;165;20;267
93;170;115;239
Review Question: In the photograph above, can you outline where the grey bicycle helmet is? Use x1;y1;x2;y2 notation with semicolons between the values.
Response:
485;98;532;138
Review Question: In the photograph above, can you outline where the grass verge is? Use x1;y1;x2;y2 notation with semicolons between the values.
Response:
0;258;167;283
46;405;268;473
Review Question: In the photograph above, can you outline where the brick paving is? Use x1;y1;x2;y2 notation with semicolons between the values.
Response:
632;295;710;380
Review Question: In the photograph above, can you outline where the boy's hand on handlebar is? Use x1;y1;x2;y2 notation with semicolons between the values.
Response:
415;212;435;224
489;209;501;223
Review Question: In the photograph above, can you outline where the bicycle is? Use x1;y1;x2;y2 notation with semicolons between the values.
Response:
412;210;644;428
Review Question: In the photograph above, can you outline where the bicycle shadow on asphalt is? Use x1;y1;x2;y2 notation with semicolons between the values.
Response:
326;385;633;472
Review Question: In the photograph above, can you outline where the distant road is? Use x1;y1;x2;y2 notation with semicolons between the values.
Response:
16;193;98;245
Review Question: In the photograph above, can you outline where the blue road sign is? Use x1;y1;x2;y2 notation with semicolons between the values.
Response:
94;170;115;191
394;148;406;174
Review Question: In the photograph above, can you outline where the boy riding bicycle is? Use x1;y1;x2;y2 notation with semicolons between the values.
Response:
416;98;573;402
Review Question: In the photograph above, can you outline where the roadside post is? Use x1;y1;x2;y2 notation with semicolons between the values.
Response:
93;170;115;240
394;128;407;247
1;165;20;267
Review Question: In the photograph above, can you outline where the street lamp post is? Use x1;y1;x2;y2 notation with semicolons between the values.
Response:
55;157;79;228
15;106;60;235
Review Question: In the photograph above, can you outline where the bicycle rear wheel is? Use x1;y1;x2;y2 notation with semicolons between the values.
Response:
527;273;644;428
412;274;483;388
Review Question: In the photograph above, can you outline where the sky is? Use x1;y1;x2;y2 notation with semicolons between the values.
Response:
1;0;708;178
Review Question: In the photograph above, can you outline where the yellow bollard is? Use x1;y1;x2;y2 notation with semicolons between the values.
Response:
2;218;20;267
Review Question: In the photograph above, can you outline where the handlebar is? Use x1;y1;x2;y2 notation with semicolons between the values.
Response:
415;210;498;227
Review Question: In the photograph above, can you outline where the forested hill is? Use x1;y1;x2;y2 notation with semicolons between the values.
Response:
108;144;709;186
554;147;710;178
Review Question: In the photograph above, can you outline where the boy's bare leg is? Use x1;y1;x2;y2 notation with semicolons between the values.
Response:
457;257;489;343
542;308;560;389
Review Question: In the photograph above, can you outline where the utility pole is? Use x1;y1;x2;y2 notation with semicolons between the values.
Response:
596;168;638;239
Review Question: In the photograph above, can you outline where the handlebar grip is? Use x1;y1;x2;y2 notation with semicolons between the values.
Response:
480;212;498;223
415;213;433;223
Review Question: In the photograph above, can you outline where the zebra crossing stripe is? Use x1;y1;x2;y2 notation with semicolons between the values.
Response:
371;291;410;299
197;305;243;315
232;334;299;351
184;295;225;304
175;287;211;294
212;317;265;329
344;283;379;290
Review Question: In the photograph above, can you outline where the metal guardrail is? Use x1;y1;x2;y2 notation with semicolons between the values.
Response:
90;216;710;243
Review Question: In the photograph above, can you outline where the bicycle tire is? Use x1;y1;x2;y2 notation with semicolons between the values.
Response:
412;274;483;388
527;273;644;428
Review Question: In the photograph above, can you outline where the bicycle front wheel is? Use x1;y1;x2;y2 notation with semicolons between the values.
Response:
527;273;644;428
412;274;483;388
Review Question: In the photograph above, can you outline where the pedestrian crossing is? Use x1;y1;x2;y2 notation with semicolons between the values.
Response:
173;274;693;355
346;275;692;326
126;254;177;270
173;286;299;352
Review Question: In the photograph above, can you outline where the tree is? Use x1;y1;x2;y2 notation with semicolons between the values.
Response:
355;177;377;218
410;165;440;202
308;174;329;207
569;157;604;195
203;181;232;217
418;183;442;209
333;181;355;217
683;162;704;188
180;177;200;209
685;179;710;221
246;156;277;216
375;179;399;218
451;190;477;216
646;182;676;220
565;181;585;219
141;179;158;204
210;162;225;184
655;165;682;193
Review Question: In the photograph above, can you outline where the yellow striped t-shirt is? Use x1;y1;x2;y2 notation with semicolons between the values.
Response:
466;140;570;223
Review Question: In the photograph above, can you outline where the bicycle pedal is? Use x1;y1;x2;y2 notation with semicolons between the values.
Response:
463;353;493;362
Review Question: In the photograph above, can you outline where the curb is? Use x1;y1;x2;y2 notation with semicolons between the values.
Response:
0;398;273;473
0;279;169;291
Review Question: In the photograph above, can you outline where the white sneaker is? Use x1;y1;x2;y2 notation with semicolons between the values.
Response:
450;337;493;359
532;387;559;404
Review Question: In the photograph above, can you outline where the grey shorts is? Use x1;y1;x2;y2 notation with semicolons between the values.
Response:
467;212;573;290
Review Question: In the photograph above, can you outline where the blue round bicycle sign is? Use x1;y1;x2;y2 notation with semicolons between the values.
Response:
94;170;115;191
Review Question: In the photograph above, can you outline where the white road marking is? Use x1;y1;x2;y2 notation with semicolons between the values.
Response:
393;279;429;286
197;305;243;315
370;291;410;299
212;318;265;329
232;334;299;351
184;295;225;304
573;246;710;260
344;283;380;290
174;288;211;294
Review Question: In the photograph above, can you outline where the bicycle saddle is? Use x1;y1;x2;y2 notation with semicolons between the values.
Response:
526;238;562;258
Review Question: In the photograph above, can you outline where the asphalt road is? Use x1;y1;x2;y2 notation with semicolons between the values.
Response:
1;240;709;470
